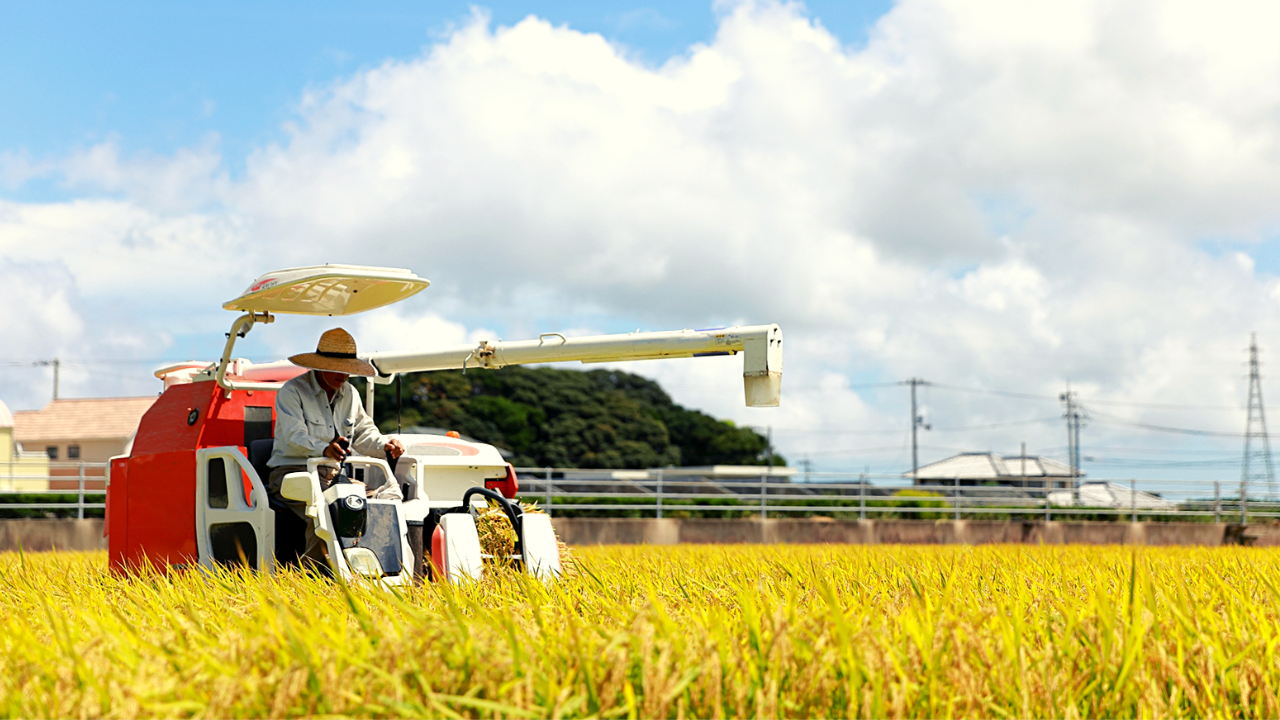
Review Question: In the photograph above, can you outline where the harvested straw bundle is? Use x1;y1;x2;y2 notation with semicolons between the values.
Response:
475;500;576;575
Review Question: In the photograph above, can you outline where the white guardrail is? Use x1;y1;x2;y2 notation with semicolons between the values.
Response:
0;462;107;520
511;468;1280;523
3;463;1277;524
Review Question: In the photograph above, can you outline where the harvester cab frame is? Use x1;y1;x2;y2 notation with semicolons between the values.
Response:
106;264;783;585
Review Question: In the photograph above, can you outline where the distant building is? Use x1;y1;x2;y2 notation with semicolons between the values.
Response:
0;400;50;491
529;465;798;499
1048;482;1176;510
13;397;156;491
908;452;1079;489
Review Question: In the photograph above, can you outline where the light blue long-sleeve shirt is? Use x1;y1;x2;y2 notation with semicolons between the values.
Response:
268;371;390;468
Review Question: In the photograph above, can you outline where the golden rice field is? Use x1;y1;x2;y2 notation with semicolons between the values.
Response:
2;545;1280;719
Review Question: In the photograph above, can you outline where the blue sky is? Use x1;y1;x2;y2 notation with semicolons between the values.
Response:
2;0;891;199
4;0;1280;482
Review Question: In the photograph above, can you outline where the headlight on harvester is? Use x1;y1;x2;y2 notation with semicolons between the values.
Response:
343;547;383;578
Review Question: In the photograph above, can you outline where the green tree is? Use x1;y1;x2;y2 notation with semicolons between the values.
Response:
371;366;784;469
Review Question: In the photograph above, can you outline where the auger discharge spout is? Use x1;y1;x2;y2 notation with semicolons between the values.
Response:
366;324;784;407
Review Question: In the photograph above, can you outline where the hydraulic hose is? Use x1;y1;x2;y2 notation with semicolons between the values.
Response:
461;486;523;536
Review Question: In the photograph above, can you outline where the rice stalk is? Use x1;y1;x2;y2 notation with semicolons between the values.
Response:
1;546;1279;717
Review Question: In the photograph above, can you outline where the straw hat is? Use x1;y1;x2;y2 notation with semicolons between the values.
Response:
289;328;376;377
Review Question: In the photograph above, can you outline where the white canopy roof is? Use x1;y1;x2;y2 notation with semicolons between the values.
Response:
223;264;429;316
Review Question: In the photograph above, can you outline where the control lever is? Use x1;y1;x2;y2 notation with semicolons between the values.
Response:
333;435;354;482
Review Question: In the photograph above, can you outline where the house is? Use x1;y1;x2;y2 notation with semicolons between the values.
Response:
1048;482;1177;510
13;397;156;491
907;452;1080;489
0;400;50;491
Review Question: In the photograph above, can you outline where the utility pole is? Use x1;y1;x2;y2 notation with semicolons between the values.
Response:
903;378;931;483
1059;384;1084;489
1021;441;1027;490
1242;333;1276;501
764;426;773;468
34;358;60;401
801;455;812;483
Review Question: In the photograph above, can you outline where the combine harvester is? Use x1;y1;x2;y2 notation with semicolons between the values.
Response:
106;265;783;585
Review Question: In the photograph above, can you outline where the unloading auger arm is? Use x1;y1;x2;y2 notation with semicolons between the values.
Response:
365;324;784;407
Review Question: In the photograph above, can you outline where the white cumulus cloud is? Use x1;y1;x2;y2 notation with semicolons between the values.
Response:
4;0;1280;475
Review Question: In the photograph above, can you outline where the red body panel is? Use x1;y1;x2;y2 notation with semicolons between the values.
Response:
107;381;277;573
105;456;129;538
484;463;520;499
431;525;446;581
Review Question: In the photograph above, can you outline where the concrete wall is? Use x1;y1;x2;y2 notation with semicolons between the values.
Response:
551;518;1277;547
0;519;106;551
1;518;1278;554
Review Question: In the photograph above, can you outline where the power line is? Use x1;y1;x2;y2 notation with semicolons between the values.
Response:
928;382;1055;401
925;381;1243;411
771;427;906;436
1085;457;1242;468
769;416;1057;437
797;445;910;457
1082;398;1240;411
659;380;902;392
798;442;1024;458
928;416;1061;431
1083;445;1249;455
1085;408;1246;438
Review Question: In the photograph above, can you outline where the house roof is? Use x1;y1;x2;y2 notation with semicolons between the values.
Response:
910;452;1080;479
1049;482;1176;510
14;397;156;443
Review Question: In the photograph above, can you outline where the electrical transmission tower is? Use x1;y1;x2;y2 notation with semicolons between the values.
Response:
903;378;931;483
1059;384;1084;488
1242;333;1276;501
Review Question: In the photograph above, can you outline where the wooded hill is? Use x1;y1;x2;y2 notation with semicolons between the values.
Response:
371;366;784;469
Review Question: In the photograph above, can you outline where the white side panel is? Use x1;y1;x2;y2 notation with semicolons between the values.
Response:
195;447;275;573
308;457;400;583
419;467;508;506
387;499;414;586
440;514;484;584
521;514;562;582
400;498;431;523
304;459;340;570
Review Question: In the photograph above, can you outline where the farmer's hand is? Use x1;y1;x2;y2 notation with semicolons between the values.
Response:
324;436;349;461
384;438;405;459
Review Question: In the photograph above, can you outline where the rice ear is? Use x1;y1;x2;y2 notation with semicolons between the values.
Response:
473;500;577;577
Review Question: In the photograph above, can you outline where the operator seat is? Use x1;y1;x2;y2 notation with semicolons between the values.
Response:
248;438;307;567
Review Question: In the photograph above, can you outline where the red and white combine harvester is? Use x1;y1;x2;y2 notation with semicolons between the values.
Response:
106;265;783;585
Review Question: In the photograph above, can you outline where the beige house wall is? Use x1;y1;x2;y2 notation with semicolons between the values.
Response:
1;426;50;492
40;438;126;467
40;438;123;491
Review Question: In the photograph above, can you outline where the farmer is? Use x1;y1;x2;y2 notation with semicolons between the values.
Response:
267;327;405;565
